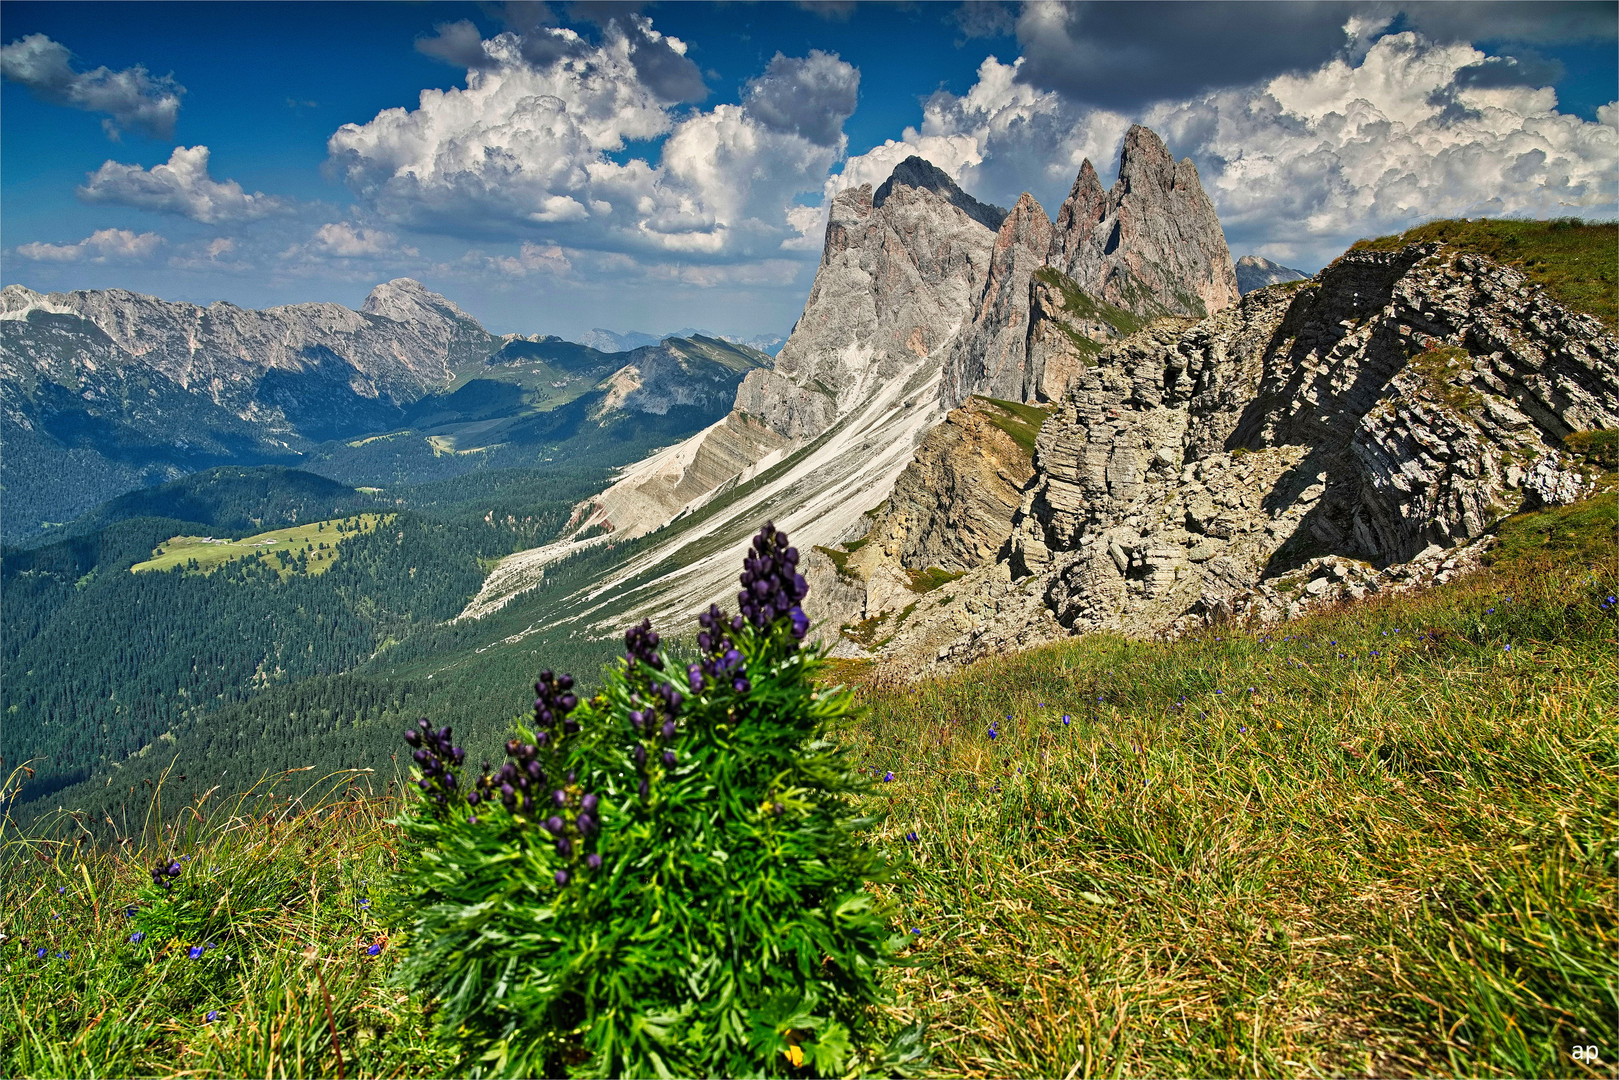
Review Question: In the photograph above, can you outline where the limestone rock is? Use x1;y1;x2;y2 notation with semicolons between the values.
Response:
871;241;1617;678
1049;125;1239;319
941;192;1054;407
853;396;1045;577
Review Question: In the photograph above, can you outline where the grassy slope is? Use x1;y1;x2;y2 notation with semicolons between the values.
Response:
1350;217;1618;327
2;498;1613;1079
836;495;1618;1078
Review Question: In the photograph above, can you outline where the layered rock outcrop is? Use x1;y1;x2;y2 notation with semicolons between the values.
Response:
856;242;1617;676
850;396;1046;577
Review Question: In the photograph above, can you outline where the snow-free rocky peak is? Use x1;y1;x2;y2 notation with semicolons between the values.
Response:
1051;125;1239;318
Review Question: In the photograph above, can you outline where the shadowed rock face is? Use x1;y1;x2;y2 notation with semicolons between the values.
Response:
1049;125;1239;319
941;193;1055;408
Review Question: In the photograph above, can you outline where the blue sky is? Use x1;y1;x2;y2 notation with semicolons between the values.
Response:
3;1;1614;342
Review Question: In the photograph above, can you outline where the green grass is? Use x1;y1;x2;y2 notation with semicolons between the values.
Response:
6;496;1615;1078
1350;217;1618;327
0;764;453;1078
1033;266;1154;343
970;396;1056;457
907;566;966;594
130;514;385;579
836;495;1618;1078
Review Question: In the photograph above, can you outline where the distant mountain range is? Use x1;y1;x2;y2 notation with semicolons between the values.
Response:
573;327;787;356
1234;254;1310;293
0;280;771;544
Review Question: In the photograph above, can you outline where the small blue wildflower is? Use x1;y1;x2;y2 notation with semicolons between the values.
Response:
988;729;998;740
911;928;921;935
1062;714;1071;725
189;946;204;960
205;1010;220;1023
367;944;382;956
57;886;65;895
35;948;45;959
883;771;894;782
1487;608;1495;614
1503;644;1511;651
906;831;918;842
359;898;370;908
129;932;145;944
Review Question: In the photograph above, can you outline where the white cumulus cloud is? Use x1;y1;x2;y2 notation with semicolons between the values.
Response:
327;16;858;263
16;228;165;262
0;33;183;139
78;146;290;223
824;32;1617;272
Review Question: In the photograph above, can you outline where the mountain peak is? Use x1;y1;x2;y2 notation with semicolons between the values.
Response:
874;156;1008;232
361;278;476;325
1234;255;1310;294
1049;124;1238;317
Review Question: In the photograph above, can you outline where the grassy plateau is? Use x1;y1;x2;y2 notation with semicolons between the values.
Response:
130;514;385;579
2;495;1615;1078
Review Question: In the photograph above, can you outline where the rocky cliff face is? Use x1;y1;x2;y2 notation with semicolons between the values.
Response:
940;193;1054;407
579;157;1007;543
940;125;1236;411
1049;126;1239;320
850;241;1616;677
850;396;1047;577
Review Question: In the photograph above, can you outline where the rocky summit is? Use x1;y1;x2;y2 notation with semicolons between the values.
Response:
465;127;1251;639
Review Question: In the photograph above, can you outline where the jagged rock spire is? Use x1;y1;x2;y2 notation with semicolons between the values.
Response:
1049;125;1239;318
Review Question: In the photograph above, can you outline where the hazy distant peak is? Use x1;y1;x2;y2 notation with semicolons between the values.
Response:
1234;255;1310;294
361;278;477;325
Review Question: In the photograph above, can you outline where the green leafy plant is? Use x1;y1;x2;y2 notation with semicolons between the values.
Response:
391;523;913;1078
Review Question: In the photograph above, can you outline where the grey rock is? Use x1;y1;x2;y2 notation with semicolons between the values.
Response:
1049;126;1240;319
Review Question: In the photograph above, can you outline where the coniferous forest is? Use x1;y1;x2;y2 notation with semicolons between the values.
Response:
1;464;636;828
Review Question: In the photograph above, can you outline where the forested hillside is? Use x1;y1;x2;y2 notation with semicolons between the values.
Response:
0;465;619;816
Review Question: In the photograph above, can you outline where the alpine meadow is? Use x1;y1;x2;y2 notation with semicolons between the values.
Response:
2;3;1616;1078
